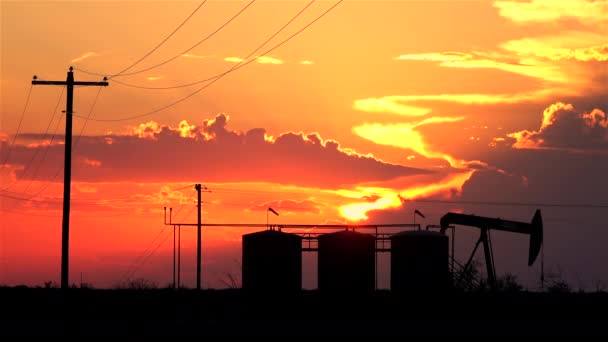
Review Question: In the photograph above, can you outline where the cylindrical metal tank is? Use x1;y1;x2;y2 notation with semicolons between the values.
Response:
391;230;449;292
318;230;375;292
242;229;302;291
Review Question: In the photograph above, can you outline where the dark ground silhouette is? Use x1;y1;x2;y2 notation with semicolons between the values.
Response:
1;287;607;337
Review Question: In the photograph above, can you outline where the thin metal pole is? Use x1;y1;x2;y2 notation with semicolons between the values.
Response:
173;225;176;289
375;226;378;290
196;184;202;290
177;225;181;289
451;226;455;274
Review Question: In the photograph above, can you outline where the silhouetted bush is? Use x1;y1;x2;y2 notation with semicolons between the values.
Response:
495;273;523;293
114;278;158;290
543;268;572;293
43;281;58;289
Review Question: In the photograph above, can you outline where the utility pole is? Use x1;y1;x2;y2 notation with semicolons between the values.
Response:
195;184;202;290
32;67;108;289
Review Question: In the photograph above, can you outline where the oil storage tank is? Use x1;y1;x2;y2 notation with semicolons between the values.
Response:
391;230;449;292
318;230;375;292
242;229;302;291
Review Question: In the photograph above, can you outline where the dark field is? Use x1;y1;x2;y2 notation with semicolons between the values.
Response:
1;287;607;337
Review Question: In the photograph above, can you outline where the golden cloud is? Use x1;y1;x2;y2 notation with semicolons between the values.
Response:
582;109;608;129
256;56;283;64
177;120;197;138
353;98;431;116
501;31;608;62
181;53;209;59
352;116;474;169
440;58;568;83
394;52;473;62
354;92;552;110
335;170;474;221
128;121;162;140
493;0;608;25
224;57;245;63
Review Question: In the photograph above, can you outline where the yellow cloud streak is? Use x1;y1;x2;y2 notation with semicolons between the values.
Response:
501;32;608;62
181;53;209;59
224;57;244;63
354;92;555;109
257;56;283;64
71;52;98;63
440;58;568;83
352;117;471;168
353;98;431;116
336;170;474;221
395;52;473;62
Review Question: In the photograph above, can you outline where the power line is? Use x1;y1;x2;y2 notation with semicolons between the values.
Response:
0;188;135;204
0;181;198;205
181;204;197;222
74;87;103;146
74;1;208;79
112;0;316;90
1;84;34;167
5;88;104;201
210;185;608;210
205;200;322;212
76;0;254;78
172;183;195;191
2;86;64;191
0;207;133;218
76;0;344;122
118;225;168;283
114;0;255;77
210;186;309;197
170;190;196;222
413;198;608;209
22;111;65;193
122;226;173;283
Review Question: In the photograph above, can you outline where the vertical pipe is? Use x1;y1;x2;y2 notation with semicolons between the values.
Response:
177;225;181;289
481;229;496;288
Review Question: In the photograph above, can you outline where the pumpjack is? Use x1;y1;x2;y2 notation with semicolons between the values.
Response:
440;209;543;288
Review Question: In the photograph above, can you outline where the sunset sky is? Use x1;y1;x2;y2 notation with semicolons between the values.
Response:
1;0;607;290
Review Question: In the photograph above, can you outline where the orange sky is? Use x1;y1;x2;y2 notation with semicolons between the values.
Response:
1;0;607;289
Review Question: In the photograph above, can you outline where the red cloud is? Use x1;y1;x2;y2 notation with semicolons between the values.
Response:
4;114;430;187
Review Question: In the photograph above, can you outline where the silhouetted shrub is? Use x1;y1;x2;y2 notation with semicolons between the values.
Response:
114;278;158;290
43;281;58;289
495;273;523;293
544;269;571;293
